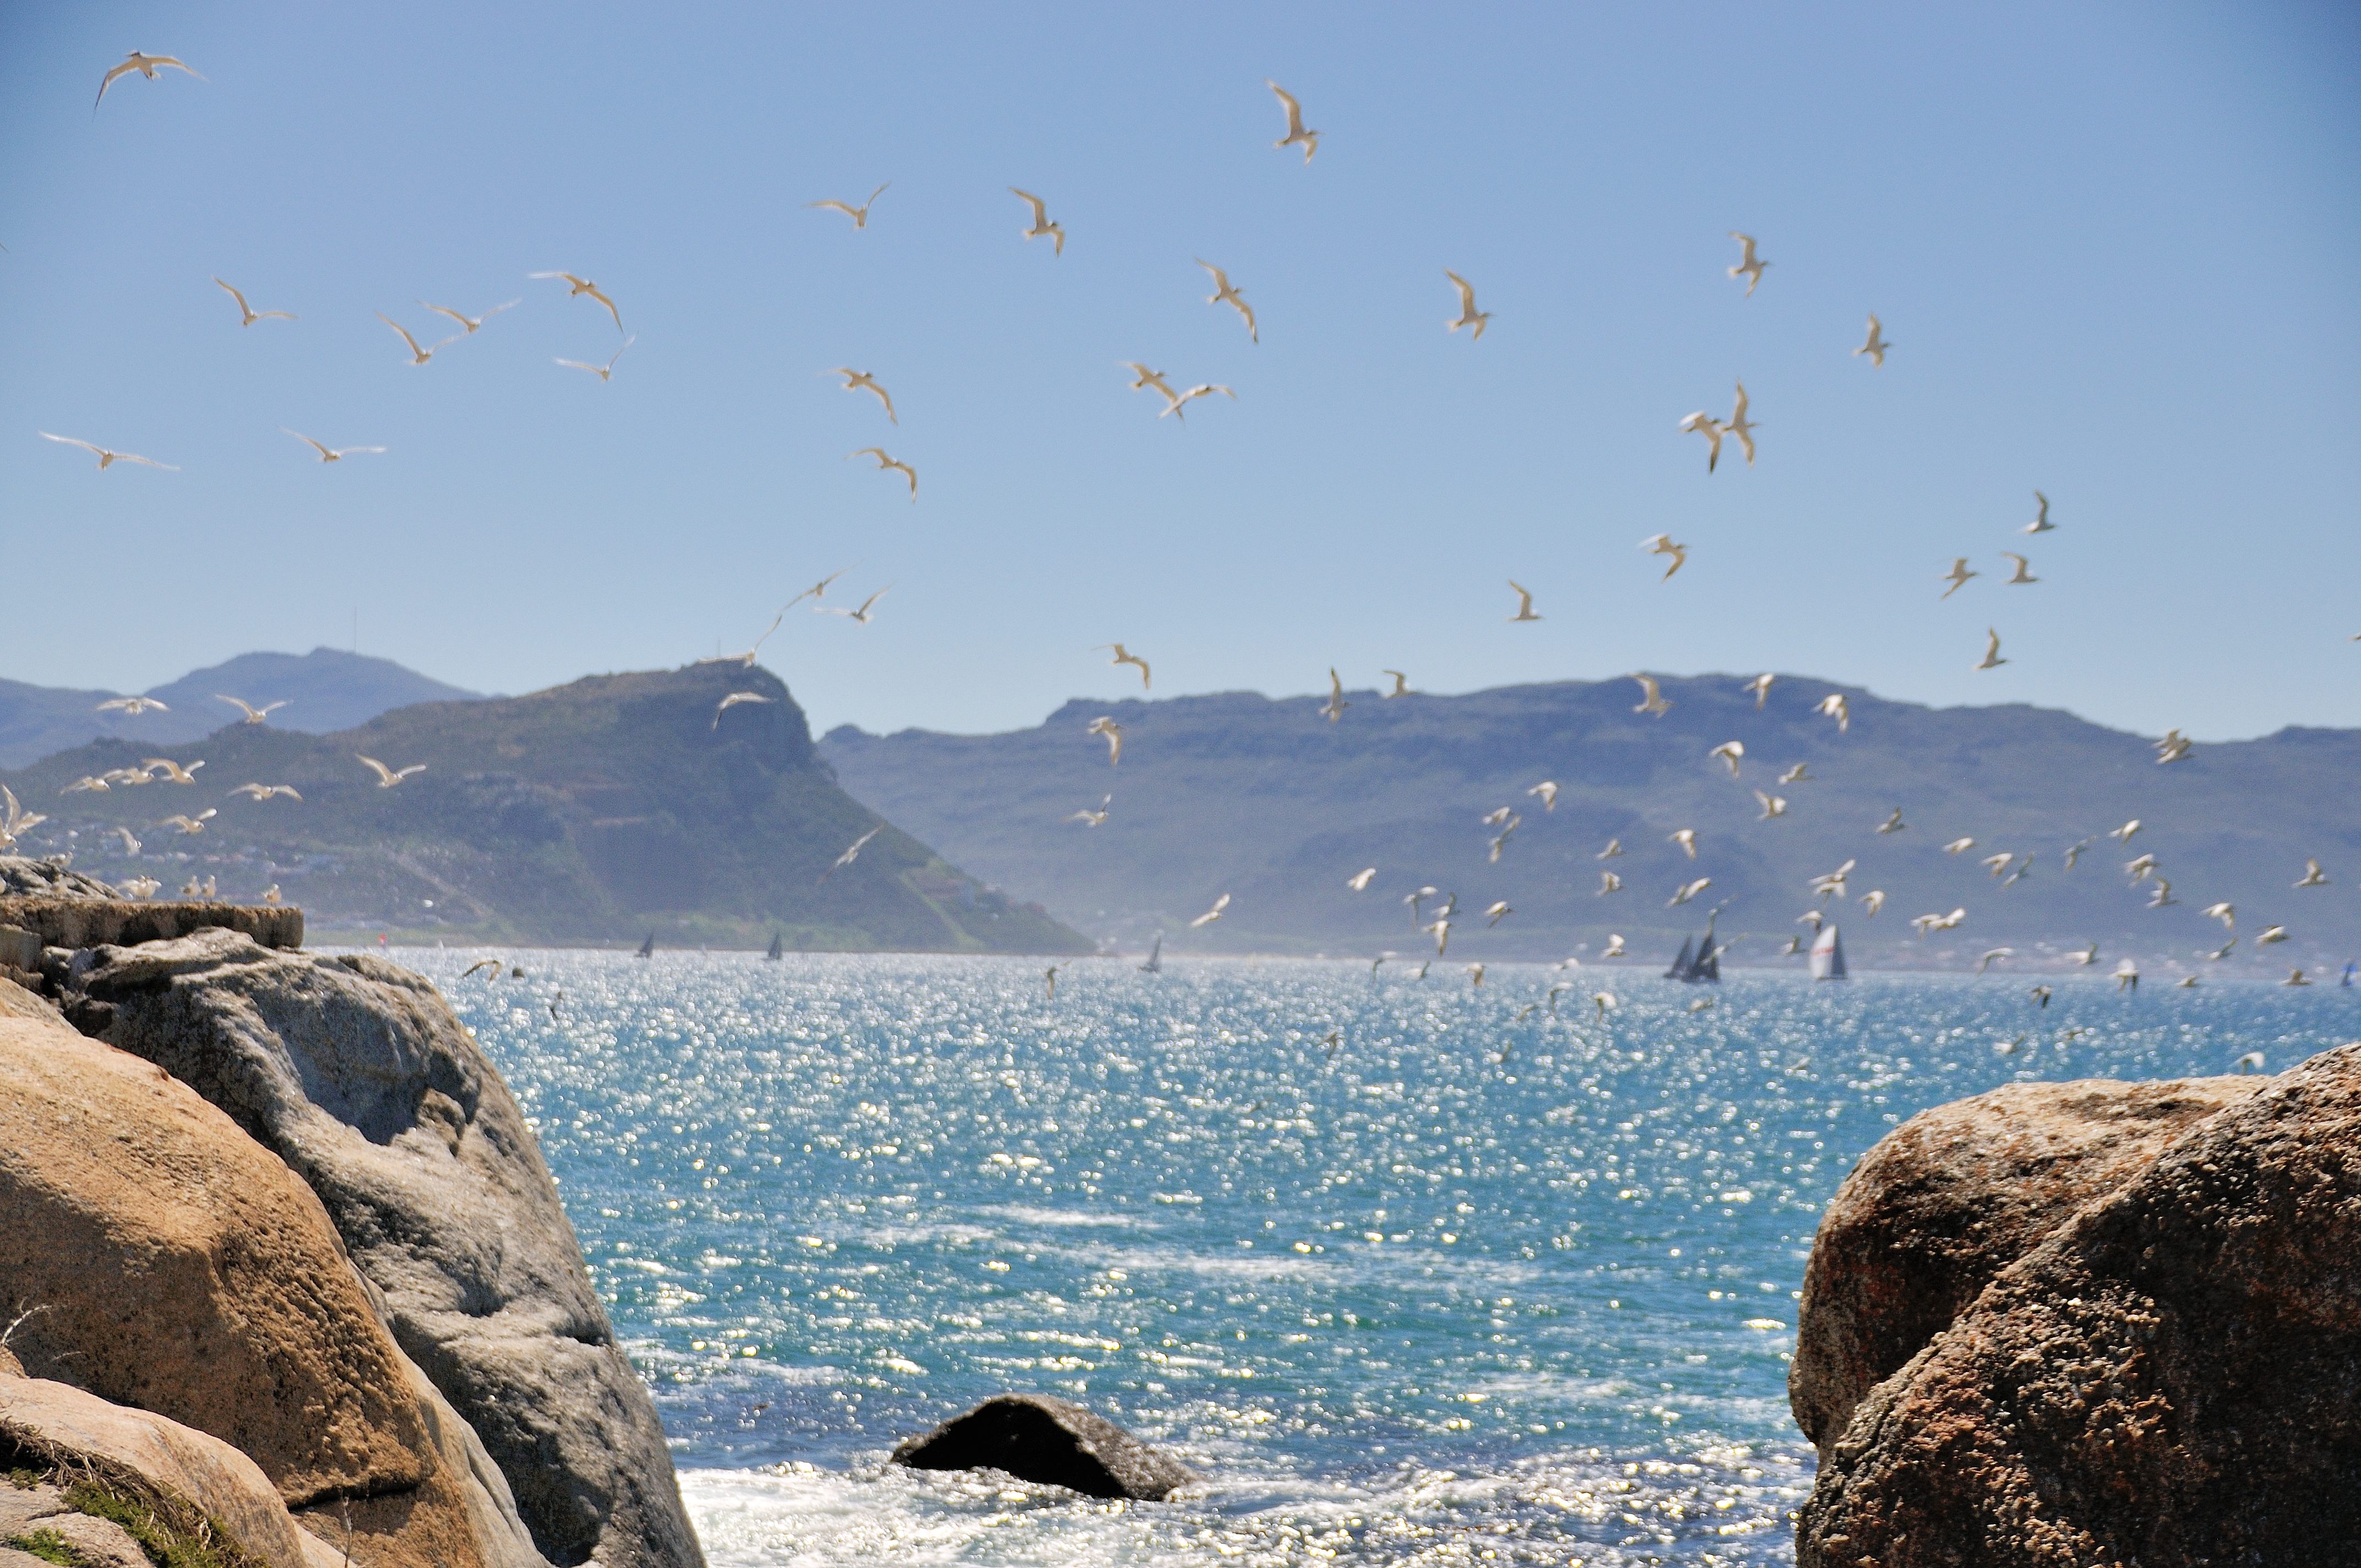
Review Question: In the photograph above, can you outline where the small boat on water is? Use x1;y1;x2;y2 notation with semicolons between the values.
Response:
635;931;654;959
1666;912;1722;983
1139;935;1162;973
765;933;782;961
1809;923;1848;981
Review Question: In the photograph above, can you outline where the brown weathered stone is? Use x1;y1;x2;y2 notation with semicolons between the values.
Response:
66;930;700;1568
0;896;302;953
0;1013;541;1568
1789;1074;2262;1450
1795;1045;2361;1565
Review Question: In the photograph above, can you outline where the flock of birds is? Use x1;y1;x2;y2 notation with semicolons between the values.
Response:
28;53;2353;1014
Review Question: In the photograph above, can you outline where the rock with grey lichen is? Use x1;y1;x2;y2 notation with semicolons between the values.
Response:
60;928;704;1568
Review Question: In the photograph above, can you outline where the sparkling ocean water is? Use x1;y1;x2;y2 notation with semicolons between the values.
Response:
404;950;2358;1567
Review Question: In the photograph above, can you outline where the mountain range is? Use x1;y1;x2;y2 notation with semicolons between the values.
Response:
820;673;2361;976
0;648;480;766
0;663;1086;954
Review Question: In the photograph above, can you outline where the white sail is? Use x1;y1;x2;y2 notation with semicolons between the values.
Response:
1809;923;1845;981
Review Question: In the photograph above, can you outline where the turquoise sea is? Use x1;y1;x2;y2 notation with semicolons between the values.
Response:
412;951;2358;1566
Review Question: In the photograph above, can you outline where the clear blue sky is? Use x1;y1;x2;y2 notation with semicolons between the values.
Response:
4;2;2356;741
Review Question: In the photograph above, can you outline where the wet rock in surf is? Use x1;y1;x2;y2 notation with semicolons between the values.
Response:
890;1395;1195;1500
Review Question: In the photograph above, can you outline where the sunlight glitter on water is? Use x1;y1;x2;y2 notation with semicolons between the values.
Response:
399;949;2359;1565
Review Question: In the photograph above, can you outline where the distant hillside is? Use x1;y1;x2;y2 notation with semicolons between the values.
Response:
0;648;480;766
820;675;2361;976
1;664;1087;954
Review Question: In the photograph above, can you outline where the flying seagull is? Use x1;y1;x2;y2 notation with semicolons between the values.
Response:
1068;794;1111;827
214;695;286;724
1010;189;1064;254
557;337;635;382
1190;893;1231;928
1321;668;1348;722
819;825;884;882
849;447;917;499
2002;553;2038;585
817;586;890;624
1087;715;1124;766
1528;780;1559;811
1679;410;1726;472
1507;580;1542;622
227;782;301;801
214;278;294;326
808;183;889;228
1445;271;1490;340
1266;81;1319;162
1941;558;1978;598
1640;534;1688;580
1977;628;2007;670
377;312;455;366
420;299;519;334
1817;692;1850;732
1853;313;1891;367
2024;491;2055;535
282;428;386;462
1630;674;1672;717
1878;808;1906;834
1197;260;1257;342
1383;670;1415;698
1709;739;1744;778
357;755;426;788
1346;867;1377;891
96;52;203;110
529;272;625;332
829;367;896;423
1745;672;1775;709
96;695;168;715
713;691;773;727
40;432;176;471
1095;644;1151;689
1726;382;1759;465
1727;232;1770;295
1158;383;1236;419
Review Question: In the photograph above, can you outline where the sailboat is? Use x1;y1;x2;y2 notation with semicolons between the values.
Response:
765;933;782;961
1666;911;1722;983
635;932;654;960
1809;923;1848;981
1139;935;1162;974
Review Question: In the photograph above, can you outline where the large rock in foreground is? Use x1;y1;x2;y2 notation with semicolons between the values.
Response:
890;1395;1196;1500
0;1014;542;1568
61;929;702;1568
1795;1046;2361;1565
1789;1075;2264;1450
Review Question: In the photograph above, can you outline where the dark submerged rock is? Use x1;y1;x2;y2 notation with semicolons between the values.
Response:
890;1395;1195;1501
1794;1044;2361;1566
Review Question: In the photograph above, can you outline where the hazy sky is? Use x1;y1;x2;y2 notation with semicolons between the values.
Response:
4;3;2357;741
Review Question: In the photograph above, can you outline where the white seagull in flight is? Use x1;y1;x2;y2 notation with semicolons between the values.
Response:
40;432;177;470
1267;81;1319;162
